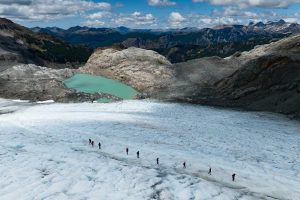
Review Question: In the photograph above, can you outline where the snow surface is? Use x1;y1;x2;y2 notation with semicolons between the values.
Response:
0;99;299;200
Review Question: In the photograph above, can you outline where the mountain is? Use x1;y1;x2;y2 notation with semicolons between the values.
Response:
35;20;300;63
213;34;300;117
1;17;299;117
0;18;92;71
1;31;299;117
158;33;300;118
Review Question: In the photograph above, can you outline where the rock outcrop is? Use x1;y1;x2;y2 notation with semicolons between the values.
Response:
159;34;300;118
214;34;300;117
0;64;73;101
80;47;174;93
0;64;120;102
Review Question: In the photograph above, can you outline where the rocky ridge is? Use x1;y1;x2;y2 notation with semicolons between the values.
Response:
36;20;300;63
158;34;300;118
0;18;92;70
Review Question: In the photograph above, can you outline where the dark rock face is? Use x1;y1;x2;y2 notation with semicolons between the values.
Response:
157;34;300;118
214;55;300;117
0;18;92;69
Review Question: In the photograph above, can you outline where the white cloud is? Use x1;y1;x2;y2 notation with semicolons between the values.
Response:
0;0;111;21
86;11;112;20
283;13;300;23
192;0;300;8
1;0;300;29
148;0;176;6
212;7;258;18
195;15;241;27
82;19;105;27
284;17;299;23
114;12;156;27
182;8;300;29
0;0;32;5
168;12;186;28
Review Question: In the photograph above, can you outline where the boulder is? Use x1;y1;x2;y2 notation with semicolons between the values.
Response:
80;47;174;93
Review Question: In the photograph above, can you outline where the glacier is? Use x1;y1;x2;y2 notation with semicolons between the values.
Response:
0;99;299;200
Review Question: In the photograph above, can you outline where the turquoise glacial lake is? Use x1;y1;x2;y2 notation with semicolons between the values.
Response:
64;73;138;102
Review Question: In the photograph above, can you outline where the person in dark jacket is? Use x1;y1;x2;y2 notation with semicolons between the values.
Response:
208;168;212;175
156;158;159;165
89;139;92;145
91;141;94;147
137;151;140;158
232;173;236;182
126;147;129;155
183;162;186;168
98;142;101;149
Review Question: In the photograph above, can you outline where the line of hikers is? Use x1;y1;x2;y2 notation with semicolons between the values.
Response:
89;138;236;182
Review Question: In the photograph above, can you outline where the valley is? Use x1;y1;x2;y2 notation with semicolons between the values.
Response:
0;1;300;198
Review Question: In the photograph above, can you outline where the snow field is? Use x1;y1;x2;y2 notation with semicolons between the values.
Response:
0;99;299;199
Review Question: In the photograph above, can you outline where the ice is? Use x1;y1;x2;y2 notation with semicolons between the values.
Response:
0;99;299;200
36;100;55;104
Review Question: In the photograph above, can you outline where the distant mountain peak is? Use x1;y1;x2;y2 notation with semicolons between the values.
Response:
254;21;265;27
0;17;14;25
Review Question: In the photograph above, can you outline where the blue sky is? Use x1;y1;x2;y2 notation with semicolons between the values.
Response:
1;0;300;29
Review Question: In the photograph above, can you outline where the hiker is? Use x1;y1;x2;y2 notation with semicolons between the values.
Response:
232;173;236;182
183;162;186;168
208;168;212;175
137;151;140;159
91;141;94;147
98;142;101;149
89;139;92;145
156;158;159;165
126;147;129;155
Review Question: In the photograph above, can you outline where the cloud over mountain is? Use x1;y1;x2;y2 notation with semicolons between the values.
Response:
0;0;299;28
169;12;186;27
115;12;156;27
148;0;176;6
0;0;111;21
192;0;300;8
